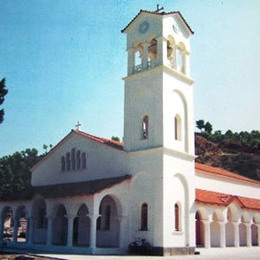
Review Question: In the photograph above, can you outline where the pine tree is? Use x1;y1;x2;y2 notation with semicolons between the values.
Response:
0;78;8;124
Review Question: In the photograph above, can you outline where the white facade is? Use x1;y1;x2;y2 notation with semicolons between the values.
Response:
0;9;259;256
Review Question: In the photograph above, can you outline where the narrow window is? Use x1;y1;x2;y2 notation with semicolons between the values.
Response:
66;152;71;171
71;148;76;170
61;156;65;171
142;115;149;139
174;115;181;141
76;150;81;169
104;205;111;230
82;152;87;169
141;203;148;231
174;203;180;231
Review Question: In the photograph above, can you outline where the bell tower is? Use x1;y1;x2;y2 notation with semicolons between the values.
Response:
122;9;196;254
122;9;194;156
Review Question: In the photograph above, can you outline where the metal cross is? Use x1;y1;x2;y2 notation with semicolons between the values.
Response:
155;4;164;12
75;121;81;131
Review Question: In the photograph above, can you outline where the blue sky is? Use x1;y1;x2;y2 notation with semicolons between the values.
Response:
0;0;260;156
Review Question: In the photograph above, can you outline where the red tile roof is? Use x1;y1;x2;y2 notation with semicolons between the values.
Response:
196;189;260;211
195;163;260;186
75;130;123;150
121;9;194;34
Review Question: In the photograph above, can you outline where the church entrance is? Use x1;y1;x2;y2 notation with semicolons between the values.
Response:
96;195;120;248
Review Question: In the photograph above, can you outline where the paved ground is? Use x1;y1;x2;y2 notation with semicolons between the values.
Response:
1;247;260;260
38;247;260;260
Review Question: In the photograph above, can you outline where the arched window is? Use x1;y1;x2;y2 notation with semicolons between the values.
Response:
148;38;157;61
141;203;148;231
174;115;181;141
76;150;81;169
135;43;144;71
71;148;76;170
61;156;65;172
66;152;71;171
82;152;87;169
142;115;149;139
174;203;181;231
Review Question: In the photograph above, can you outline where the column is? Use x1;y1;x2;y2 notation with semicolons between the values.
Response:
157;37;168;66
246;223;252;247
88;214;99;251
46;216;53;246
142;43;149;71
219;221;226;248
127;48;135;76
13;217;18;243
232;221;239;247
117;216;127;248
202;220;211;248
66;214;75;247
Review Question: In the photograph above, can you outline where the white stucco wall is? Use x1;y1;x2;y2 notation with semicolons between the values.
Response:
195;170;260;199
32;133;127;186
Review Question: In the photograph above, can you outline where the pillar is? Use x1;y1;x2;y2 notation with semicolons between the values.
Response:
127;48;135;76
142;43;149;71
219;221;226;248
66;214;75;247
13;217;18;243
202;220;211;248
27;216;35;245
46;216;53;246
232;221;239;247
157;37;168;66
88;214;99;251
246;223;252;247
117;216;127;248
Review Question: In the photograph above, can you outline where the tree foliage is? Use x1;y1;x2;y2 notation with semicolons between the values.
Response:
0;148;42;200
0;78;8;124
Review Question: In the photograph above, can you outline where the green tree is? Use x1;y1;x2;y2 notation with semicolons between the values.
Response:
196;120;205;132
0;148;41;200
0;78;8;124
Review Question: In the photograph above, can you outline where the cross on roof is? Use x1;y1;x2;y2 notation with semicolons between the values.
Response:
75;121;81;131
155;4;164;12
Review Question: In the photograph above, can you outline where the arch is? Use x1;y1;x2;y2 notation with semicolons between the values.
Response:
73;204;90;247
195;210;204;247
210;211;221;247
142;115;149;139
167;35;176;68
172;90;189;152
52;204;68;246
173;173;190;246
15;205;28;243
148;37;157;61
239;214;248;246
96;195;120;248
32;198;47;244
252;217;258;246
176;42;187;74
226;208;235;246
1;206;14;242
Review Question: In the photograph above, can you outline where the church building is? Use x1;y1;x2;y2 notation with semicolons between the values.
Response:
1;8;260;256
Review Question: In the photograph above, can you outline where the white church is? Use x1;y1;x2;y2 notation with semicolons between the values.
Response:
1;8;260;256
